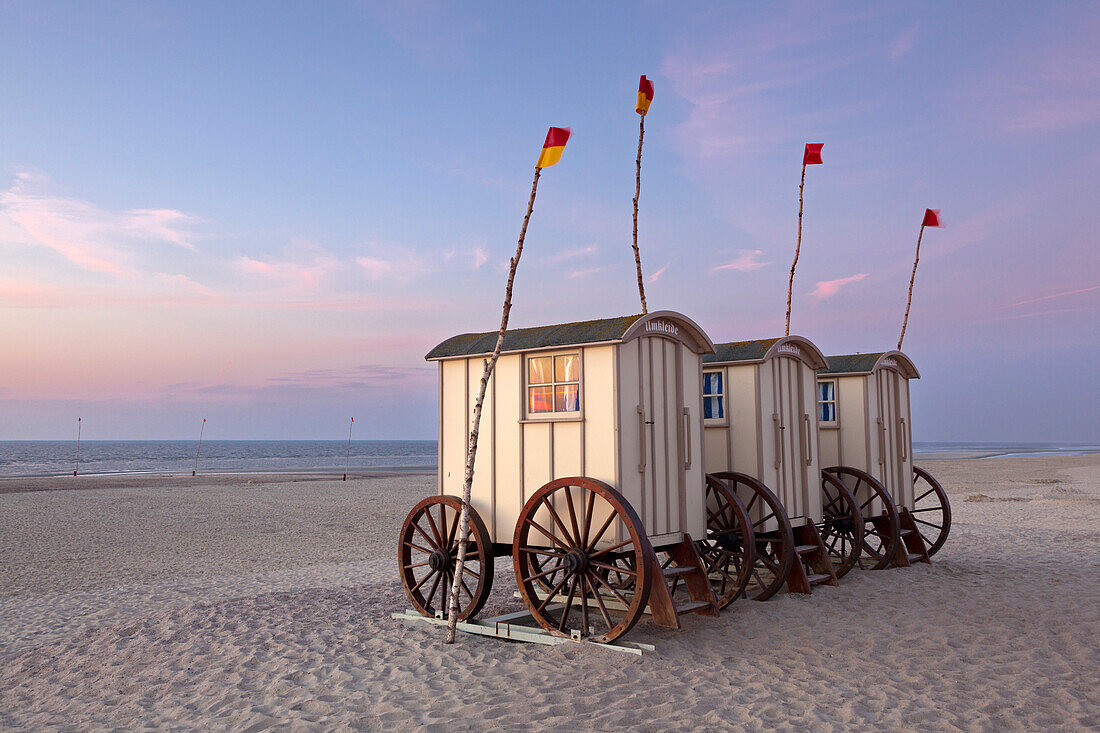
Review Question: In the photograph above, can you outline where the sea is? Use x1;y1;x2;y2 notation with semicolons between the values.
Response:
0;440;437;478
0;440;1096;478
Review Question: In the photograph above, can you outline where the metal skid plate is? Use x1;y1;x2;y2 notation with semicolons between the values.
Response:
392;608;655;656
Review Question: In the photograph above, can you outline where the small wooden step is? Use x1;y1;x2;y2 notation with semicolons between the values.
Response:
662;565;697;579
785;522;839;594
899;528;914;537
895;508;932;566
674;600;712;616
907;552;925;562
646;535;721;629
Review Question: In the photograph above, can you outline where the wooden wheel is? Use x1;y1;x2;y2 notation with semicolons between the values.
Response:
398;495;493;621
911;466;952;557
512;477;652;643
706;472;794;601
697;476;755;608
817;472;863;579
822;466;901;571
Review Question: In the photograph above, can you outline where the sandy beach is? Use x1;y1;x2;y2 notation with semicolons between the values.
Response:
1;456;1098;731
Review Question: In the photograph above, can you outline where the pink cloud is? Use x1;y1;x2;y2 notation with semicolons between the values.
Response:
0;170;196;275
1005;285;1100;309
540;244;598;264
711;250;770;273
568;266;608;279
890;25;919;61
809;272;868;299
649;263;670;282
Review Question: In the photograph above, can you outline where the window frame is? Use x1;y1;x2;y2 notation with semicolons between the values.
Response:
817;378;838;428
702;369;727;425
524;350;583;420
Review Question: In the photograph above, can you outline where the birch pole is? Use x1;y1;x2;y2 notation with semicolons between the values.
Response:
445;166;543;643
787;143;823;336
785;162;807;337
898;209;941;350
192;418;206;477
631;114;648;314
343;417;354;481
74;417;81;477
631;74;653;314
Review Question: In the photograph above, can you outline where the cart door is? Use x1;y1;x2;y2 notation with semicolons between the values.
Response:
875;369;903;503
638;335;686;537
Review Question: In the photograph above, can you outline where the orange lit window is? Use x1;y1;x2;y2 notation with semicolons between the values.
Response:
527;354;580;415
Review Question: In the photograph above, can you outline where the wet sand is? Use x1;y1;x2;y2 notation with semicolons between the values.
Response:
2;456;1098;731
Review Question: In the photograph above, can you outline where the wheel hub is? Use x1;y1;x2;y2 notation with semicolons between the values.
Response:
562;548;588;576
715;529;743;552
428;548;450;573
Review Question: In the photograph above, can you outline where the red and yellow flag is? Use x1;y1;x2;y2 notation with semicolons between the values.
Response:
636;75;654;115
536;126;570;168
922;208;942;227
803;143;824;165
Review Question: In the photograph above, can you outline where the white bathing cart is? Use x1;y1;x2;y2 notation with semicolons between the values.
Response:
817;351;951;568
398;311;756;644
700;336;865;599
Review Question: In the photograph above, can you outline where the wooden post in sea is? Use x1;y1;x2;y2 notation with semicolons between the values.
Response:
445;127;570;644
343;417;354;481
74;417;81;476
631;75;654;314
192;418;206;477
786;143;823;336
898;209;942;350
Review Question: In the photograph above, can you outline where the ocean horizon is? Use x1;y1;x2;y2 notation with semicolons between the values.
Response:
0;439;1097;478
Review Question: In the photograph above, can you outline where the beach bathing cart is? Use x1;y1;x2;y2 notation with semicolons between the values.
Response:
816;352;952;568
399;311;756;644
700;337;865;601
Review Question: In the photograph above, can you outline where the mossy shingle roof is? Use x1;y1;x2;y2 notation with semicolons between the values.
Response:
702;338;781;364
426;314;643;360
819;353;885;375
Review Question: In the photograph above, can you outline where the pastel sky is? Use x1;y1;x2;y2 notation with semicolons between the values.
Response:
1;1;1097;442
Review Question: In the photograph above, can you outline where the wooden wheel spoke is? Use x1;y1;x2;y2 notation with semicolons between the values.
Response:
564;487;583;549
910;507;943;514
410;568;437;594
461;565;481;579
588;569;631;608
589;559;637;577
541;497;578;547
404;560;431;570
914;487;936;502
526;518;573;551
581;488;596;548
446;507;460;549
536;576;570;613
579;573;590;634
744;491;759;514
403;540;433;554
911;516;942;529
423;505;443;546
426;571;443;609
411;520;438;549
519;546;566;558
459;576;475;601
586;572;615;630
558;576;580;631
589;538;634;558
586;511;618;553
527;562;566;584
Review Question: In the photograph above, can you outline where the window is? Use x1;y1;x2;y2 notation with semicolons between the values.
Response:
527;353;580;415
703;370;724;420
818;380;837;424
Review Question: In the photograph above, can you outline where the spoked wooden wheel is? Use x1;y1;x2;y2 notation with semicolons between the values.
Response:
817;472;863;579
911;466;952;557
822;466;901;571
399;495;493;621
706;472;794;601
698;476;755;608
513;477;652;643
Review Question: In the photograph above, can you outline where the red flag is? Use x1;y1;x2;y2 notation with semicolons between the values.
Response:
636;75;654;115
922;208;942;227
536;126;571;167
803;143;823;165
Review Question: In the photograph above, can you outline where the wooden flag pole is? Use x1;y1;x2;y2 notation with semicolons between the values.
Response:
74;417;81;477
343;417;354;481
898;224;926;351
785;162;807;336
192;418;206;477
446;166;543;644
632;115;648;314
